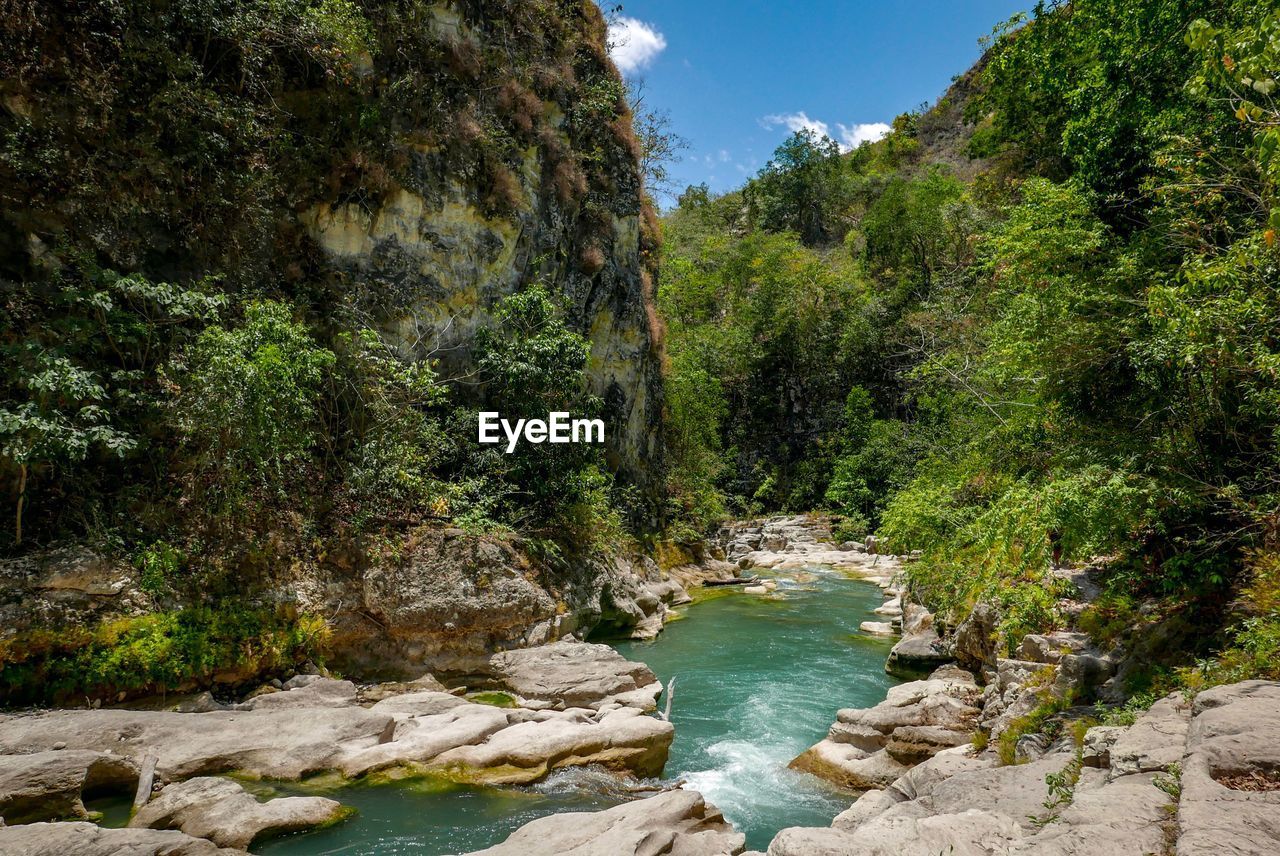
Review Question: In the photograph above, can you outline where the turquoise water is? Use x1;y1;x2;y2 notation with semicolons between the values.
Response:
614;569;899;850
257;566;897;854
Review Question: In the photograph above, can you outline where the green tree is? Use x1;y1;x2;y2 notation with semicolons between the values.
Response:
171;301;335;511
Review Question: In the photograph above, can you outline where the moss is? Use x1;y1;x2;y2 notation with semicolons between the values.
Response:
0;605;329;707
466;691;519;708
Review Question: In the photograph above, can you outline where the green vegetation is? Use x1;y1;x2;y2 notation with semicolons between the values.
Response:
0;605;329;706
660;0;1280;684
1;1;652;702
467;691;520;709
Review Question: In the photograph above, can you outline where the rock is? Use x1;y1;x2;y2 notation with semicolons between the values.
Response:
1011;769;1172;856
235;678;358;710
422;705;673;784
326;528;569;677
1052;653;1116;702
1081;725;1125;768
1108;693;1190;776
0;706;393;781
743;585;769;594
885;629;953;678
859;621;896;636
900;603;933;637
951;602;999;671
481;641;663;710
1178;681;1280;856
130;776;350;849
174;692;225;713
789;744;909;790
0;750;138;824
770;810;1023;856
0;821;244;855
884;725;973;763
463;789;744;855
832;788;903;831
1018;631;1091;665
827;721;885;753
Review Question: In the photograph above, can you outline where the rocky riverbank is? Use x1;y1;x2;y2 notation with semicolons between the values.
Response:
0;641;676;853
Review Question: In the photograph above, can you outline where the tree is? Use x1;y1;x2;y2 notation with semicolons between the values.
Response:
748;130;851;245
626;79;690;199
170;301;335;510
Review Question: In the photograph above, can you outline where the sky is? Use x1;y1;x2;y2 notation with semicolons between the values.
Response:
606;1;1031;206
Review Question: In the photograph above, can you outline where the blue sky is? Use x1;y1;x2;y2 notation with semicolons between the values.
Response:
606;1;1030;205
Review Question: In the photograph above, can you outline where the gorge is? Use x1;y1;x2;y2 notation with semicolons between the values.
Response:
3;1;1280;854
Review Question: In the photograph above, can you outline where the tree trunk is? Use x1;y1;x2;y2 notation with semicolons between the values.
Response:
14;463;26;546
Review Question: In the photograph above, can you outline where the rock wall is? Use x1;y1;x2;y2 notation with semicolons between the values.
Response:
296;2;665;490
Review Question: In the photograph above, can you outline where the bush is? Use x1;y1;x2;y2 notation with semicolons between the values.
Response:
0;605;329;705
170;300;335;511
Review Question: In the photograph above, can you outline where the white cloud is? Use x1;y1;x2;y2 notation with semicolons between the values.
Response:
762;111;833;140
762;113;891;153
837;122;892;149
608;17;667;74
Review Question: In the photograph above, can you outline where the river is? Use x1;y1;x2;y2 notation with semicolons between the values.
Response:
256;565;899;854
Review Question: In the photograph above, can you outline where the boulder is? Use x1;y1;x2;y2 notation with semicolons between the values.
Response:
1052;653;1116;702
0;750;138;824
789;744;909;791
464;789;744;855
885;629;953;678
1018;631;1091;665
884;725;973;763
423;705;673;784
859;621;896;636
130;776;350;849
0;821;244;855
234;678;358;710
951;602;999;670
1081;725;1125;769
481;641;663;710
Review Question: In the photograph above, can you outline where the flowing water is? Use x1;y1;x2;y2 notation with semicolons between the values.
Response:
257;565;898;854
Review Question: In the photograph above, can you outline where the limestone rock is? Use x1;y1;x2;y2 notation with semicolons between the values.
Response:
951;602;999;670
884;725;973;763
481;641;663;710
130;776;350;849
885;629;953;678
0;821;244;855
424;705;673;784
790;745;909;791
1178;681;1280;856
1018;631;1091;665
0;706;394;781
0;750;138;824
1108;693;1190;777
464;789;745;855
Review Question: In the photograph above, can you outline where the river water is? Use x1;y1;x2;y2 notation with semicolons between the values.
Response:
256;566;898;854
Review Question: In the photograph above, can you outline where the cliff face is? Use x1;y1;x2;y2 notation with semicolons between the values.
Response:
0;1;669;699
296;3;664;483
0;0;663;490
